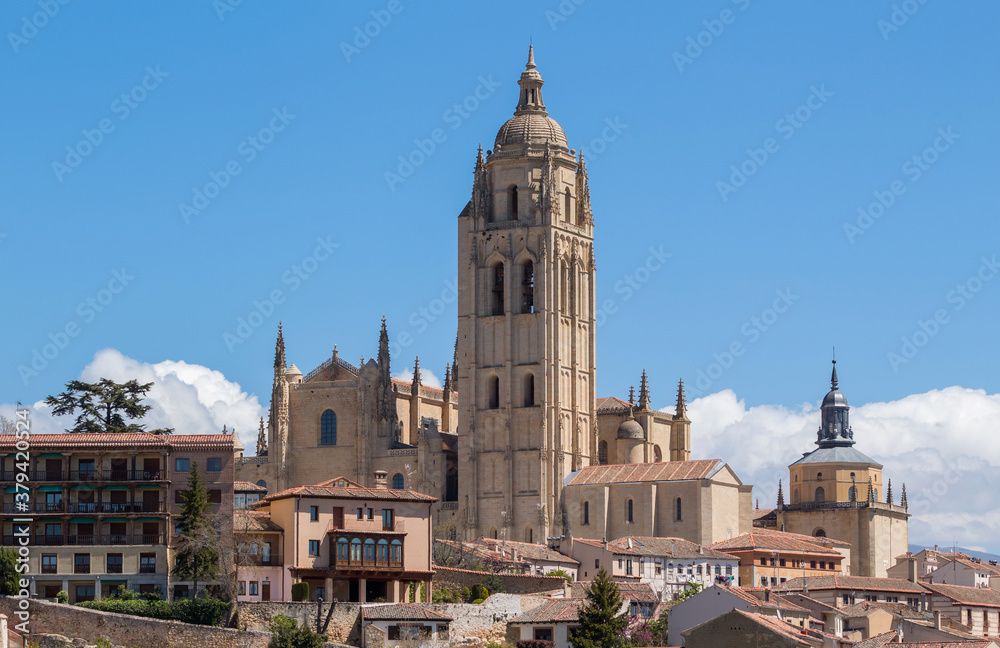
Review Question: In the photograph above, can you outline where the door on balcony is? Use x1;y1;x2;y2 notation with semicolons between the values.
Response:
142;490;159;513
109;490;128;513
332;507;344;530
77;523;94;545
109;522;127;545
261;581;270;602
143;458;160;480
45;459;61;481
76;490;95;513
142;522;159;544
110;458;128;480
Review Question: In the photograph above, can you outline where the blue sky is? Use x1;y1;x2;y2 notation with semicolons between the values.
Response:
3;2;999;549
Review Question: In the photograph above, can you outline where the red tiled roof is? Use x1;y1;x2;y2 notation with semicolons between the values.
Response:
754;508;776;519
362;603;451;621
235;509;283;533
261;481;437;504
840;601;926;619
940;557;1000;576
690;609;816;647
235;481;267;492
722;586;810;613
512;598;584;623
0;433;235;450
778;575;927;593
708;531;842;557
596;396;633;412
853;631;898;648
566;460;721;486
472;538;579;565
591;536;736;561
753;528;852;548
923;582;1000;608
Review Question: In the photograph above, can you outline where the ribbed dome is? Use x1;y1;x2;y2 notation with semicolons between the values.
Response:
495;113;568;149
822;389;848;408
617;417;644;440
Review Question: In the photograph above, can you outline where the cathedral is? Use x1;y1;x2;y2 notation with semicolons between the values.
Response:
235;47;693;542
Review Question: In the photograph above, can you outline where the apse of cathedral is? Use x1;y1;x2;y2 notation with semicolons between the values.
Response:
235;47;694;542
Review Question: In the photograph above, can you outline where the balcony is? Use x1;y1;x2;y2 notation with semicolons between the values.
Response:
139;563;157;574
0;533;164;547
241;553;284;567
67;535;96;545
328;518;406;534
0;501;166;514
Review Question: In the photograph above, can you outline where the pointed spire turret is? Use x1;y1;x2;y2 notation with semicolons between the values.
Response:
471;144;489;220
886;479;893;505
675;379;688;419
514;44;547;116
817;358;853;447
638;370;650;410
901;483;908;509
412;356;421;387
453;335;458;383
274;322;286;371
867;476;875;503
256;417;267;456
777;480;785;508
444;363;452;394
576;152;593;225
628;385;635;407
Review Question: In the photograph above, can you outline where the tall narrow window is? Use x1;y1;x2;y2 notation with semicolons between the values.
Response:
565;188;572;223
488;376;500;409
523;373;535;407
598;440;608;465
815;487;826;503
526;527;533;543
392;473;404;489
509;185;518;220
626;499;634;523
675;497;682;521
520;261;534;313
582;501;590;525
320;410;337;445
492;263;505;315
560;263;569;312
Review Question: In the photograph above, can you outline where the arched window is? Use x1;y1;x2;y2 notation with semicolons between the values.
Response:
392;473;404;489
817;472;823;480
255;480;266;489
390;539;402;564
320;410;337;445
364;538;376;563
564;188;572;223
815;487;826;503
675;497;682;521
560;262;569;312
582;501;590;526
653;445;662;462
492;263;505;315
377;539;389;563
794;489;800;504
509;185;518;220
488;376;500;409
848;486;857;502
598;440;608;465
814;529;827;538
336;537;349;563
525;526;533;543
523;373;535;407
491;528;498;539
626;499;634;523
874;488;879;501
350;538;362;562
520;261;534;314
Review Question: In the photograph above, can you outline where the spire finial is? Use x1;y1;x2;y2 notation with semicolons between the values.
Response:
444;363;452;393
901;483;908;509
675;378;688;418
527;43;535;69
628;385;635;407
777;479;785;508
831;352;838;390
886;479;893;505
274;322;286;370
412;356;421;386
638;370;650;410
257;417;267;456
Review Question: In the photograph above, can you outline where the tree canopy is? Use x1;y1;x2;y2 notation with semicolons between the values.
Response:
569;568;628;648
44;378;172;434
172;461;220;597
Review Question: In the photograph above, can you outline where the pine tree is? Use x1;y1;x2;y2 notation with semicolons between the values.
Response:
172;462;220;598
44;378;172;434
569;568;627;648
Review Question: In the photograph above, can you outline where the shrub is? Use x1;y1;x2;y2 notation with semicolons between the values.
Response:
549;569;573;583
172;598;230;626
94;639;113;648
461;586;471;602
482;573;504;595
56;590;68;604
75;597;229;626
291;581;310;602
268;614;327;648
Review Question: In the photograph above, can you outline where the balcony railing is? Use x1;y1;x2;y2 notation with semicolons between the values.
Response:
0;533;164;547
241;553;283;567
0;469;167;483
0;501;166;514
139;564;157;574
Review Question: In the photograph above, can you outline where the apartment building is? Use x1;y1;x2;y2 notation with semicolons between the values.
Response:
0;432;236;603
709;530;846;588
235;470;436;603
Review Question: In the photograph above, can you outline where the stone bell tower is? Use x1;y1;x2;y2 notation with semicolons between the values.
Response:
456;46;597;543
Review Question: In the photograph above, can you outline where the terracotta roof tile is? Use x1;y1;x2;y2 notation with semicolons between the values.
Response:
472;538;579;565
712;610;817;647
512;598;584;623
778;575;927;594
362;603;451;621
234;509;283;533
599;536;736;561
235;481;267;492
566;460;722;486
853;630;898;648
708;531;843;557
262;481;437;504
753;528;852;548
596;396;634;412
923;582;1000;608
722;586;811;613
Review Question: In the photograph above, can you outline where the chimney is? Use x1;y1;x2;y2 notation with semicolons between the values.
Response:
934;610;942;630
908;555;918;583
698;544;704;555
603;536;608;551
764;589;771;602
374;470;388;489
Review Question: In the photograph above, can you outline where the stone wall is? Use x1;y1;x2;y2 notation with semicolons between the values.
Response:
432;566;567;595
236;601;362;644
0;597;270;648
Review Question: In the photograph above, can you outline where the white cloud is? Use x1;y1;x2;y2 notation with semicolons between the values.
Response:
393;368;443;389
682;386;1000;554
3;349;265;452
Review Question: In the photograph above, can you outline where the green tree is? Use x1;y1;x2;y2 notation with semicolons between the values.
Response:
268;614;327;648
675;581;702;602
172;462;220;597
0;548;20;595
569;568;627;648
44;378;172;434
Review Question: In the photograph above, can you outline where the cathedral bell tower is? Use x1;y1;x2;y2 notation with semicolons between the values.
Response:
457;47;597;543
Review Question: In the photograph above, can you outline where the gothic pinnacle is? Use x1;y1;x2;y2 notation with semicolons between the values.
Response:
412;356;421;385
675;378;688;418
444;363;452;393
777;479;784;508
638;370;650;410
256;417;267;456
901;483;908;509
274;321;286;370
886;479;893;505
628;385;635;407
